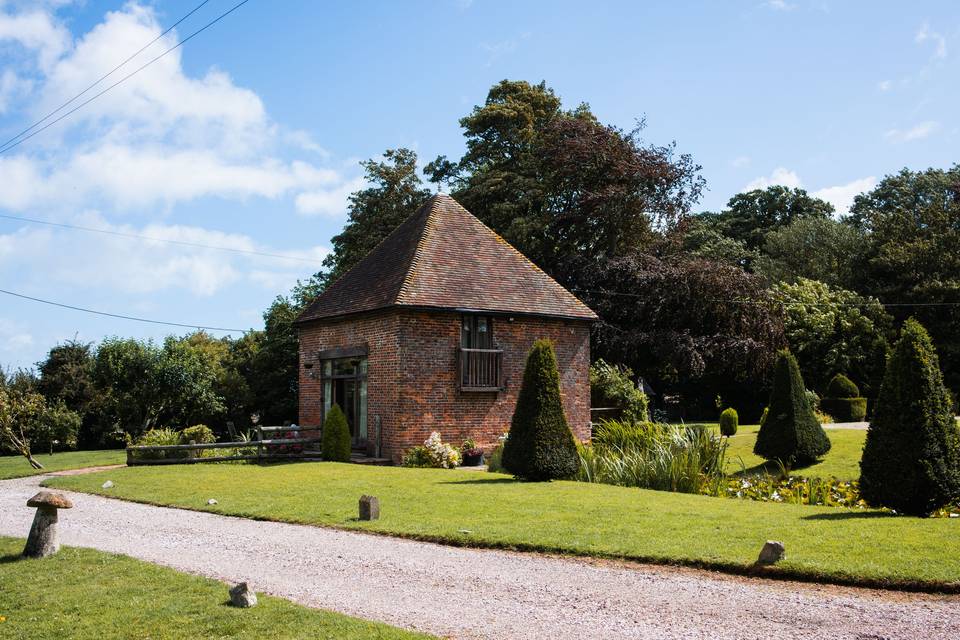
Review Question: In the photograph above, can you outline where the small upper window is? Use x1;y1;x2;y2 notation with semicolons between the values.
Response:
461;315;494;349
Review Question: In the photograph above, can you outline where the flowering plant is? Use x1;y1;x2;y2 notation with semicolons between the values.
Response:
461;438;483;457
402;432;461;468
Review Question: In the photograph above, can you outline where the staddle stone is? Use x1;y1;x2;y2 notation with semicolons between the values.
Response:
23;491;73;558
359;495;380;521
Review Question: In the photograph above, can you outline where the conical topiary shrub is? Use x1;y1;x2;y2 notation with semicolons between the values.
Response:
821;373;867;422
859;319;960;516
321;404;352;462
719;407;738;437
754;350;831;466
502;339;580;481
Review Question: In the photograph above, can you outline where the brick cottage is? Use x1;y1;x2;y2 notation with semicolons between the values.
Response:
295;194;597;462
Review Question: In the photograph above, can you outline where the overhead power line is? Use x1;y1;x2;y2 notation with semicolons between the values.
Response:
0;213;325;265
0;287;246;333
0;0;212;152
571;288;960;308
0;0;251;155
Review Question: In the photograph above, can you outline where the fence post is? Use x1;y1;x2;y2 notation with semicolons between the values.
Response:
126;447;133;467
257;425;263;464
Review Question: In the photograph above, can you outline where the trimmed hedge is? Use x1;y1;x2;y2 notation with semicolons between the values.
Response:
827;374;860;399
502;339;579;481
754;350;831;466
719;407;738;437
859;319;960;516
321;404;352;462
820;397;867;422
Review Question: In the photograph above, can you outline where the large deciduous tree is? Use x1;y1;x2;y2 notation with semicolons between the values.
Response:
92;337;224;439
704;186;835;253
850;165;960;393
758;216;866;289
429;80;704;273
572;254;786;420
770;278;892;397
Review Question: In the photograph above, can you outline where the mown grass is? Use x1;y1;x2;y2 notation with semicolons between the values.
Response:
723;426;866;480
0;536;432;639
0;450;125;480
46;462;960;589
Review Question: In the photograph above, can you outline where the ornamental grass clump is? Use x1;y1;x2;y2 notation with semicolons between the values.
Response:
321;404;351;462
577;421;726;494
821;374;868;422
754;350;831;467
859;319;960;516
502;339;580;481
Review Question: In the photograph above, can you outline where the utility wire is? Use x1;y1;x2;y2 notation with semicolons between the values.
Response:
0;0;212;152
0;287;246;333
0;0;251;155
571;288;960;308
0;213;325;265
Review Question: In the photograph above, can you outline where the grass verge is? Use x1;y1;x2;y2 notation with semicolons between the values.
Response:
723;426;866;480
0;536;432;639
46;462;959;591
0;450;125;480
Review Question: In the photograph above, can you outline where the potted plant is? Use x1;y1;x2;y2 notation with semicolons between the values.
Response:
460;438;484;466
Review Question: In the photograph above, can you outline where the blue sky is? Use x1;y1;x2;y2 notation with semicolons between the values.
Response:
0;0;957;370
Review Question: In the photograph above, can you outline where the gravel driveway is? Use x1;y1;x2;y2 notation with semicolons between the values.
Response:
2;474;958;640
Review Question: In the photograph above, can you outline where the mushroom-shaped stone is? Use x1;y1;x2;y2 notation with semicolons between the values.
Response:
23;491;73;558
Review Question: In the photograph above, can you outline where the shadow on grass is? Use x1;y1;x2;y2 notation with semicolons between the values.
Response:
439;477;520;485
0;552;25;564
802;511;898;521
728;458;826;478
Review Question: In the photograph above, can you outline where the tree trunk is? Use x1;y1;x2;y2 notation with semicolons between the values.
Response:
27;454;44;470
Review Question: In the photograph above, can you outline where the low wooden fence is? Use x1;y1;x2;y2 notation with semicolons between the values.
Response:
126;425;321;466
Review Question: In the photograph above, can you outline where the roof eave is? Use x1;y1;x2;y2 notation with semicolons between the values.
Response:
294;303;598;327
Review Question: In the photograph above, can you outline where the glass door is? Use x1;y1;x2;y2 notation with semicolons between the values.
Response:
321;356;368;449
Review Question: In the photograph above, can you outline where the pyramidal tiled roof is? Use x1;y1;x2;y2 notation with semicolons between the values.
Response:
296;194;597;323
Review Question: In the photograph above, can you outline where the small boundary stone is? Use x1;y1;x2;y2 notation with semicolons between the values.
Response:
229;581;258;608
359;495;380;521
757;540;785;565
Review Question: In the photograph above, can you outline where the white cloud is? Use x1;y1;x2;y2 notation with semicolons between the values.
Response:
296;177;366;218
877;79;891;92
0;212;329;297
884;120;939;142
744;167;802;191
0;69;32;113
764;0;796;11
0;5;71;69
0;3;358;215
915;23;947;59
731;155;751;169
0;318;33;353
813;176;877;216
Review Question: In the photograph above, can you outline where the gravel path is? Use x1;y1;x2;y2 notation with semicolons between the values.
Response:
2;474;958;640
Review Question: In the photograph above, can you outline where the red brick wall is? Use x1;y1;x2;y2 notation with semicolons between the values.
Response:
297;310;400;447
299;308;592;462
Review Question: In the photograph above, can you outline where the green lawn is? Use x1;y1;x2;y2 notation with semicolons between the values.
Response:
46;462;960;589
0;450;125;480
723;426;867;480
0;536;431;639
